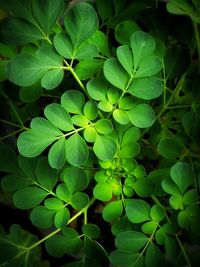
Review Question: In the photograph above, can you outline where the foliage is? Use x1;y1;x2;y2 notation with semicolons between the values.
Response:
0;0;200;266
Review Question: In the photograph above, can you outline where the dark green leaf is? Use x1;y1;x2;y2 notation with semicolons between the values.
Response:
66;133;89;166
71;192;89;210
82;224;100;239
102;200;123;222
125;199;150;223
133;178;154;197
30;206;55;229
54;207;70;228
145;243;166;267
103;58;129;90
115;20;140;45
75;59;103;80
0;144;19;173
19;83;43;103
64;2;98;47
158;138;182;159
110;250;141;266
93;134;117;161
13;187;48;209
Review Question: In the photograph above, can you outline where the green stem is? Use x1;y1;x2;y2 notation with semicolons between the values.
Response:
162;59;167;108
0;119;22;128
0;129;24;141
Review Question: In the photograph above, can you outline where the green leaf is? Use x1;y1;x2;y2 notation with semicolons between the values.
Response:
113;109;129;124
54;33;74;59
7;47;63;88
75;43;98;60
41;68;64;90
84;100;98;120
54;207;70;228
132;178;154;197
62;166;88;193
134;56;162;78
158;138;182;159
87;77;108;101
45;228;82;257
32;0;64;34
107;87;120;104
48;138;67;169
132;164;146;179
131;31;155;69
1;174;32;192
18;156;35;179
75;59;104;80
96;0;113;21
56;184;71;202
93;134;117;161
142;221;157;234
122;126;141;144
169;194;182;210
30;206;55;229
61;90;85;114
125;199;150;223
82;224;100;239
115;231;148;251
72;114;89;127
44;103;74;132
88;30;110;57
95;119;113;134
71;192;89;210
120;142;140;158
128;77;163;100
145;243;166;267
182;189;198;205
98;100;113;112
0;18;43;45
115;20;140;45
64;2;98;47
150;205;164;222
31;117;62;136
17;130;57;158
128;104;155;128
36;157;58;191
155;228;166;245
116;45;133;75
161;177;180;195
111;216;132;236
66;133;89;166
118;95;136;110
178;210;190;229
102;200;123;222
93;182;112;201
103;58;129;90
13;187;48;209
45;198;63;210
19;83;43;103
170;162;194;194
83;127;96;143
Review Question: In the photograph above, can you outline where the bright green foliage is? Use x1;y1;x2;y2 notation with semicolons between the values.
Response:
1;1;200;266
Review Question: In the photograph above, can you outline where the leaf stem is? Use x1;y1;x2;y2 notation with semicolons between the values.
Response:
0;129;24;141
193;21;200;68
0;119;22;128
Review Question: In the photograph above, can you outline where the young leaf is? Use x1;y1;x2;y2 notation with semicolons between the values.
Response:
125;199;150;223
61;90;85;114
48;138;67;169
66;133;89;166
98;100;113;112
131;31;155;69
128;104;155;128
13;187;48;209
142;221;157;234
128;77;163;100
93;182;112;201
120;142;140;158
93;134;117;161
62;166;88;193
103;58;129;90
115;231;148;251
113;109;129;125
102;200;123;222
84;100;98;120
116;45;133;75
83;127;96;143
72;114;89;128
82;224;100;239
30;206;55;229
170;162;194;194
64;2;98;47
